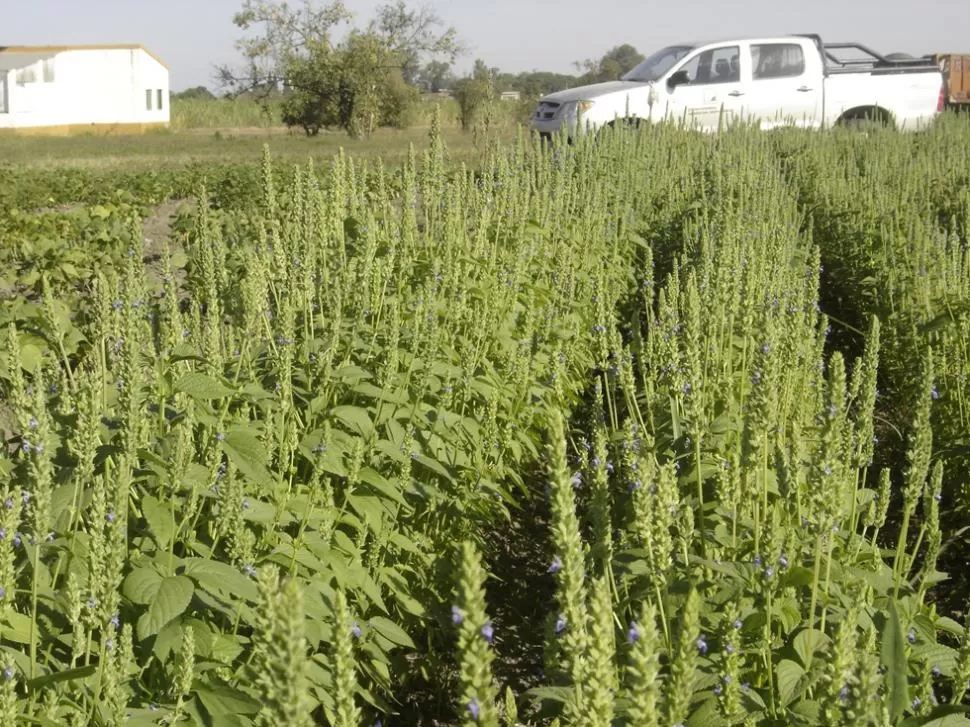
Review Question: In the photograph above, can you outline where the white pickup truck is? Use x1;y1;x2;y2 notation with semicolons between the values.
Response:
530;33;945;139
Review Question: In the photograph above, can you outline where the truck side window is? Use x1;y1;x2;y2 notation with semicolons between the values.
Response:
680;46;741;85
751;43;806;80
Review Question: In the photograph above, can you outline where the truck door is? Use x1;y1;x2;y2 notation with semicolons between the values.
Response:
745;42;821;129
664;44;748;132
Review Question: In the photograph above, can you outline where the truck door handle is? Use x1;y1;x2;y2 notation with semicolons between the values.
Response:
797;86;812;92
728;90;745;97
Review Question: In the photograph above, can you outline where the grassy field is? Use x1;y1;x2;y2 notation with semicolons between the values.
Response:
0;110;969;726
0;123;503;170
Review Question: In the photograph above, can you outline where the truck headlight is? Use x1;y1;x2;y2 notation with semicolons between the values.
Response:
577;100;595;114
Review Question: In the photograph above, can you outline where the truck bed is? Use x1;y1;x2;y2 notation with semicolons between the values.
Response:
797;35;941;77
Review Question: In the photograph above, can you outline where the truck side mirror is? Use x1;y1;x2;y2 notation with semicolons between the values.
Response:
667;70;690;90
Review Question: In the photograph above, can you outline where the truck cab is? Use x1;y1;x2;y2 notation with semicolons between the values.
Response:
531;34;944;139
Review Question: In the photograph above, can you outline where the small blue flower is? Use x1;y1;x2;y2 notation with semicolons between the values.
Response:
696;634;708;655
779;554;789;569
467;697;480;720
352;621;362;638
243;564;256;577
548;556;562;574
2;666;12;681
627;622;639;644
907;629;917;644
481;622;494;644
451;605;463;625
555;614;567;635
734;618;742;630
912;697;922;710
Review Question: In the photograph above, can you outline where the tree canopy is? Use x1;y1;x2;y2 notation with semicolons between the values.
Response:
217;0;462;137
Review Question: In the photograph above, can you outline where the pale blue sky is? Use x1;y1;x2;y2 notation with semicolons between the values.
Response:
3;0;965;91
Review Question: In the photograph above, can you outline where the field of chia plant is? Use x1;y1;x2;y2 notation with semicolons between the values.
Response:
0;108;969;726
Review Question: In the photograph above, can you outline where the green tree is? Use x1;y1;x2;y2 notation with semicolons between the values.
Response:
421;60;454;92
453;59;495;131
575;43;645;84
218;0;460;136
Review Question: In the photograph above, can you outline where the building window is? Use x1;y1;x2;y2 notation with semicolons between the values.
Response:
16;66;37;85
157;89;164;110
146;89;153;110
42;58;55;83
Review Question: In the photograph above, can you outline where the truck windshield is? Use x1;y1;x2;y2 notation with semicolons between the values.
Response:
622;46;694;82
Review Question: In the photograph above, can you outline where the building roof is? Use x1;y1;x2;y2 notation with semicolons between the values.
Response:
0;44;168;69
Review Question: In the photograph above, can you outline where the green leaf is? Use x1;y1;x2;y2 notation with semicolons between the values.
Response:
331;405;375;437
175;372;235;400
0;611;34;644
358;467;406;506
222;429;272;486
182;558;259;603
793;628;830;669
776;659;805;707
122;566;164;605
137;575;194;640
195;683;262;716
141;494;174;548
367;616;415;649
883;600;909;722
900;707;970;727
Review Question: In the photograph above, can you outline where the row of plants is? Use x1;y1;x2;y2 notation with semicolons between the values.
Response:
0;111;968;725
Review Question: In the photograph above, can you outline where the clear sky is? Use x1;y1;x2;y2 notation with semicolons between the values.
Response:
3;0;966;91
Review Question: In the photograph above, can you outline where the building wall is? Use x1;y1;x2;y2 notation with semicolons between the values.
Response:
0;47;169;130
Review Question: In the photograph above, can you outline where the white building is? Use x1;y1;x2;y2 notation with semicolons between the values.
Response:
0;44;170;134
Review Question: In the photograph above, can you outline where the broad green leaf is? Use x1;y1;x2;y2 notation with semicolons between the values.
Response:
0;611;34;644
775;659;805;707
195;683;262;716
222;429;272;486
367;616;415;649
358;467;406;506
182;558;259;603
332;365;372;382
350;382;409;405
122;566;164;605
793;628;830;669
882;600;909;722
141;494;174;548
175;371;235;400
331;405;375;437
25;664;97;690
137;575;194;640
